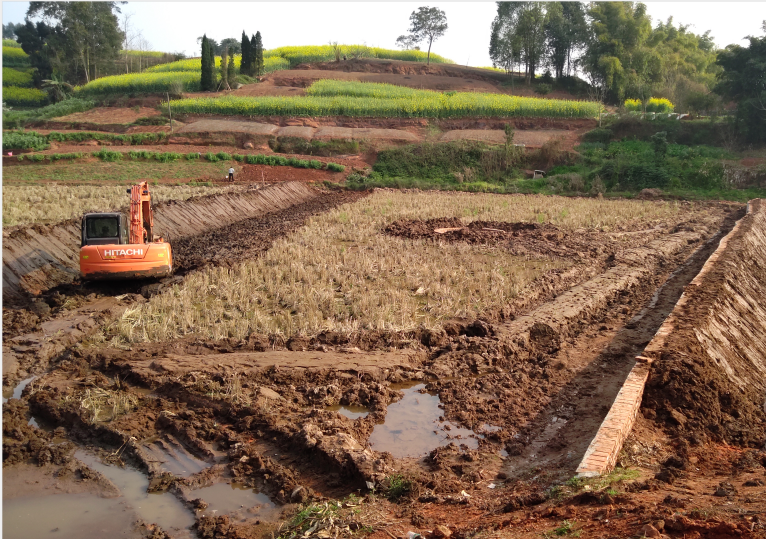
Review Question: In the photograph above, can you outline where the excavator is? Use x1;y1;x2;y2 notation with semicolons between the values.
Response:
80;181;173;280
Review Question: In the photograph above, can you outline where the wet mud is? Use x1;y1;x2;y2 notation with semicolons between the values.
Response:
4;194;764;538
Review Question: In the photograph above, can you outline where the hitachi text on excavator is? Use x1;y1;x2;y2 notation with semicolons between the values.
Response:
79;181;173;280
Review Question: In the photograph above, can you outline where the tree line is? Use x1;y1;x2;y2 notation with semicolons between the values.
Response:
199;31;263;91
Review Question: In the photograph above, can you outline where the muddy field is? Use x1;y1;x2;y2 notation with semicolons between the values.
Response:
4;182;766;539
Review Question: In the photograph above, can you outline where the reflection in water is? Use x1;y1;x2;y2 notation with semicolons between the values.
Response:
368;382;478;458
141;440;210;477
2;376;37;403
326;404;370;420
192;483;278;521
75;451;196;533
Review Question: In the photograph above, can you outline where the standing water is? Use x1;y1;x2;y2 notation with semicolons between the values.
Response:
368;382;478;458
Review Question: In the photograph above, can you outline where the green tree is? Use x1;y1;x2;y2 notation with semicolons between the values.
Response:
395;34;420;50
26;1;124;84
219;44;229;90
489;3;522;78
219;37;240;55
582;1;653;102
253;31;263;76
489;2;546;84
404;6;448;65
545;2;587;79
3;22;24;39
715;26;766;143
227;46;236;85
241;31;251;76
15;20;55;85
200;34;214;91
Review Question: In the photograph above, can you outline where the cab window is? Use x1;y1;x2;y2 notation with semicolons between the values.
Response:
87;217;119;239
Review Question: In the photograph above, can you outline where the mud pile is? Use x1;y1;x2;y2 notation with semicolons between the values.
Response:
643;199;766;446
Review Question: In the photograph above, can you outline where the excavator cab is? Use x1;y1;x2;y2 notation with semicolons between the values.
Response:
79;182;173;280
81;213;128;247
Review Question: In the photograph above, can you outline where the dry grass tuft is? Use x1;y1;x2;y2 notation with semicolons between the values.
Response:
115;191;695;343
2;184;239;227
80;387;138;423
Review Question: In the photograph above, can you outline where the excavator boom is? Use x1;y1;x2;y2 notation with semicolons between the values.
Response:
80;181;173;280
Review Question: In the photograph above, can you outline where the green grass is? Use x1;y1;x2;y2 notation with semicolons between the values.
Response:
264;44;453;66
2;160;232;184
3;39;22;48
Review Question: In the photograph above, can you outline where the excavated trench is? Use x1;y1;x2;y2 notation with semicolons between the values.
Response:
5;195;766;538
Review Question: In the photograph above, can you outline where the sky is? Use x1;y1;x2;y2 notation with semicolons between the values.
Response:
2;1;764;68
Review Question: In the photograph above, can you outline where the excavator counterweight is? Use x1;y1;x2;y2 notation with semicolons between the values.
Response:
79;181;173;280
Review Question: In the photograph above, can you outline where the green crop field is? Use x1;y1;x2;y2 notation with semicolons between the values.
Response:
2;46;30;67
3;86;47;106
3;67;33;87
76;71;202;95
146;55;288;74
263;44;452;66
167;80;600;119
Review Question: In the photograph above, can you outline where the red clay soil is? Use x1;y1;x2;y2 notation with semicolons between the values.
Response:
53;106;161;124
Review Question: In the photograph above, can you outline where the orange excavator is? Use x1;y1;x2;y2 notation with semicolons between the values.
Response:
80;181;173;280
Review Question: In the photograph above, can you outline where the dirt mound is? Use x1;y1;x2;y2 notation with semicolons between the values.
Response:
643;200;766;446
385;218;613;260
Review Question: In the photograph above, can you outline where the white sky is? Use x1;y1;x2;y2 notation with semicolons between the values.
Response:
2;1;764;68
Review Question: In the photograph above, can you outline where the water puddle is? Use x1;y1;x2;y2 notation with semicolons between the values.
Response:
327;404;370;420
368;382;478;458
2;376;37;403
191;483;278;521
142;438;210;477
75;451;195;533
3;491;138;539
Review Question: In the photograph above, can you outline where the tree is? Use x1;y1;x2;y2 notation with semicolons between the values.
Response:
715;29;766;143
404;6;447;64
200;34;215;91
26;1;124;83
219;46;229;90
3;22;24;39
253;31;263;76
241;31;251;76
489;2;546;84
395;34;420;50
545;2;587;79
227;46;236;85
219;37;240;55
15;20;55;85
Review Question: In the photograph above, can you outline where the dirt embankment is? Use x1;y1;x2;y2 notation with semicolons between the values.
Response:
643;198;766;446
1;182;320;305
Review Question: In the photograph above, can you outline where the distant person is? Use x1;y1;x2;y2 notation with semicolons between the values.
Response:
343;55;347;61
228;167;234;182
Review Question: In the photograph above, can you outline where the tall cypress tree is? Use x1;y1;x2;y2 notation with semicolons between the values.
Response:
253;31;264;77
227;47;236;85
241;31;251;76
200;34;211;91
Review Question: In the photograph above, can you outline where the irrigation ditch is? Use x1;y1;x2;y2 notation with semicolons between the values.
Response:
2;187;765;539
